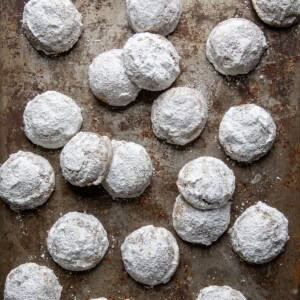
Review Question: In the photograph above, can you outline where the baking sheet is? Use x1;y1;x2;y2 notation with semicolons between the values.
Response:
0;0;299;299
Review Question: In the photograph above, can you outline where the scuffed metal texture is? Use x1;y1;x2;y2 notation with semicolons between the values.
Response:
0;0;299;299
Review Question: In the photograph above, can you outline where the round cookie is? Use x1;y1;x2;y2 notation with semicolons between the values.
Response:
219;104;276;163
47;212;109;271
89;49;141;107
151;87;208;146
24;91;83;149
197;286;246;300
22;0;83;55
230;201;289;264
206;18;267;75
252;0;300;27
172;195;231;245
0;151;55;212
126;0;182;36
102;140;154;199
121;225;179;286
60;132;112;187
4;263;62;300
177;156;235;210
123;33;180;91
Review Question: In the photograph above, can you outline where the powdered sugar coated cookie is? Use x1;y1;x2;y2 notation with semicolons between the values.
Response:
89;49;141;107
4;263;62;300
22;0;83;55
126;0;182;36
206;18;267;75
60;132;112;187
0;151;55;212
102;140;154;199
230;201;289;264
47;212;109;271
173;195;231;245
121;225;179;286
151;87;208;146
123;33;180;91
219;104;276;163
177;156;235;210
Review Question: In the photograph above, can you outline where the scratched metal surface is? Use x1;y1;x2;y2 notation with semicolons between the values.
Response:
0;0;299;299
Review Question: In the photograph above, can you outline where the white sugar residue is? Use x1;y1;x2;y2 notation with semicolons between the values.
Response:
250;173;262;184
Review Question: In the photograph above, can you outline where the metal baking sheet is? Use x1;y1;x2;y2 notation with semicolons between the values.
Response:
0;0;299;299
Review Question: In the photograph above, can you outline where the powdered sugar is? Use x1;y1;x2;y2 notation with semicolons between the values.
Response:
230;201;289;264
22;0;83;55
252;0;300;27
121;225;179;286
0;151;55;212
47;212;109;271
219;104;276;163
123;33;180;91
177;156;235;210
102;140;154;199
89;49;141;107
151;87;208;146
60;132;112;187
126;0;182;36
197;286;246;300
4;263;62;300
206;18;267;75
24;91;83;149
172;195;231;246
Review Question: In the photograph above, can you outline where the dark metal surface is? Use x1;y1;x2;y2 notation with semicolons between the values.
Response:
0;0;299;299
